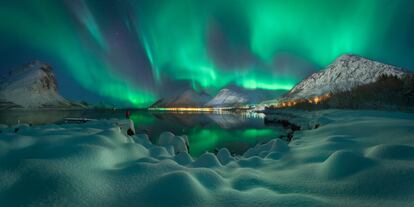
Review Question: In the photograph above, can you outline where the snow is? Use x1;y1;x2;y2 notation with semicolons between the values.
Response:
151;89;212;107
0;110;414;206
0;61;73;109
116;119;136;135
206;88;249;107
282;54;409;101
158;131;189;154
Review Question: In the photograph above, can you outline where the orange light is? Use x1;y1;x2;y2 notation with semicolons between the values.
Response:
149;107;215;112
276;92;331;108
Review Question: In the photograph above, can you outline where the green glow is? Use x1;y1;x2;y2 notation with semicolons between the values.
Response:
241;129;275;138
141;36;160;83
189;129;221;156
131;0;298;91
76;0;108;51
236;74;296;90
130;113;157;126
0;1;156;106
247;0;391;65
189;127;278;156
131;0;405;93
1;0;411;106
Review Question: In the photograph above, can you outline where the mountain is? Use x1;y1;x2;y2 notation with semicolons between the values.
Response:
151;87;276;108
281;54;407;101
150;86;284;108
224;85;286;104
151;89;212;108
205;88;249;107
0;60;85;109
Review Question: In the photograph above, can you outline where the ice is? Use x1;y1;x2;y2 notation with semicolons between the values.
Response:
0;110;414;206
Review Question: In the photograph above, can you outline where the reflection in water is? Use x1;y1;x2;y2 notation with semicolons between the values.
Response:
0;110;284;157
207;114;249;129
0;110;84;125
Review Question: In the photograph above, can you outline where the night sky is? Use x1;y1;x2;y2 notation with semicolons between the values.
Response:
1;0;414;107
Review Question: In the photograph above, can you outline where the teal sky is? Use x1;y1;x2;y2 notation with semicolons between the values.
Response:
1;0;413;106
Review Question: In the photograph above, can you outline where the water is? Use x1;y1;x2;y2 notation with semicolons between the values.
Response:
0;110;285;157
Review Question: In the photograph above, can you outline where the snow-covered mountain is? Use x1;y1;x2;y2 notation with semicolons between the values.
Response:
224;85;286;104
0;61;83;109
151;89;212;107
151;87;281;108
205;88;249;107
282;54;408;101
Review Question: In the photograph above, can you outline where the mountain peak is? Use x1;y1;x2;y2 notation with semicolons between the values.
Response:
330;54;405;72
151;89;211;108
0;61;74;109
29;60;47;67
282;54;409;101
205;88;248;107
335;54;360;61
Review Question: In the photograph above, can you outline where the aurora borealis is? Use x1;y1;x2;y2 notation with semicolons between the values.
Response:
1;0;414;107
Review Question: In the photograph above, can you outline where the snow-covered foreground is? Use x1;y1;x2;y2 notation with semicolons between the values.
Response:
0;110;414;206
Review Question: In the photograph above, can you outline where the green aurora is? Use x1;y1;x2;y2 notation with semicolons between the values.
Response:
1;0;414;106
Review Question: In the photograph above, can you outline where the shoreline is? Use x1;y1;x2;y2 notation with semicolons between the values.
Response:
1;109;413;206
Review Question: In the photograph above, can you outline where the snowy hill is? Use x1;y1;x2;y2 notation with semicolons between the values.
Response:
205;88;249;107
0;61;84;109
1;110;414;206
225;85;286;105
282;54;408;101
151;89;212;107
151;87;272;108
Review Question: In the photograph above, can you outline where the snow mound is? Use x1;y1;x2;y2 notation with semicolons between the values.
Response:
158;131;189;154
216;148;235;165
192;152;222;168
1;110;414;206
244;139;289;158
320;150;375;179
140;171;208;206
367;144;414;160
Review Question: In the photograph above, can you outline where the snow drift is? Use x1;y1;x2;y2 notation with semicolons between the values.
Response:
0;110;414;206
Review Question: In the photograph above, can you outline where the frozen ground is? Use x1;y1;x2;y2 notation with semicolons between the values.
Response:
0;110;413;206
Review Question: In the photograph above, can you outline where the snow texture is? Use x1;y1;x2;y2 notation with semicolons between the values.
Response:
206;88;249;107
151;89;212;108
0;110;414;206
0;61;74;109
283;54;408;100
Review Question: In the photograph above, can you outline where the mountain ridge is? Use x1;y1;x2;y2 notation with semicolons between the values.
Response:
281;54;408;101
0;61;85;109
150;89;212;108
205;88;249;107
